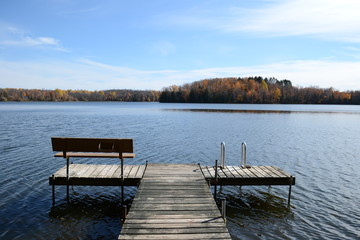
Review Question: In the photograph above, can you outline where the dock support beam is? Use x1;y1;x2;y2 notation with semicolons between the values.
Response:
288;176;293;206
66;157;70;204
121;205;127;224
221;198;226;222
120;156;124;204
52;174;55;206
214;160;218;202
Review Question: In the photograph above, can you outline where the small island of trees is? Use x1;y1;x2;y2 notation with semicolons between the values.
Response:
159;77;360;104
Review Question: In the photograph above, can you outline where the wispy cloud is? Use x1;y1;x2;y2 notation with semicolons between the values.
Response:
227;0;360;41
57;6;103;17
0;25;69;51
2;36;59;47
166;0;360;43
1;58;359;91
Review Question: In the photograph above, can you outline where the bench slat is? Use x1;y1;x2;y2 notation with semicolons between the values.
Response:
51;137;133;153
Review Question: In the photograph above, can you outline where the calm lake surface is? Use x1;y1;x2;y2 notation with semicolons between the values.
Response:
0;102;359;239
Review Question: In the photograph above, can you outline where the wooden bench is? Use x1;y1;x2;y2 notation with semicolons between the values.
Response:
50;137;135;204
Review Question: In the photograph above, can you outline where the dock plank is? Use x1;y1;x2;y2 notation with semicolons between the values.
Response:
89;165;107;178
72;164;92;178
247;166;265;178
135;165;146;179
81;165;99;178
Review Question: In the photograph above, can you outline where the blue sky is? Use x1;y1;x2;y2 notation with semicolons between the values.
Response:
1;0;360;91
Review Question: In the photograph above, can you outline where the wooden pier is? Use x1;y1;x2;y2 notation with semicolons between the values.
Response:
119;163;232;240
49;137;295;240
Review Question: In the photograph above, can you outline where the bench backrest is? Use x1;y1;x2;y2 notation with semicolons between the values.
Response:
51;137;133;154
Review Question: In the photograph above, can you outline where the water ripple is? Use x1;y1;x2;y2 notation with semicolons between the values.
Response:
1;102;360;240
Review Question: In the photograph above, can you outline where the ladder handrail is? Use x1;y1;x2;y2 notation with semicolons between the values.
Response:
241;142;247;168
220;142;225;168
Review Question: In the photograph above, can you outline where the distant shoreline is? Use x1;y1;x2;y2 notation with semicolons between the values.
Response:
2;76;360;104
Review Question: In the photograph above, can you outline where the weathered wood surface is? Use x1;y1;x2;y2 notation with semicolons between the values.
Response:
119;163;232;240
49;164;295;188
200;165;295;186
49;164;145;186
49;164;295;187
51;137;133;153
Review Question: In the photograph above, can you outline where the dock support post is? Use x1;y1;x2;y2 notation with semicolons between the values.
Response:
288;176;293;206
52;174;55;206
66;157;70;204
221;198;226;223
214;160;218;202
121;205;127;224
121;156;124;204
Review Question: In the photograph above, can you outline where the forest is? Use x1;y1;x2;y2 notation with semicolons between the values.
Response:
0;88;160;102
159;77;360;104
1;76;360;104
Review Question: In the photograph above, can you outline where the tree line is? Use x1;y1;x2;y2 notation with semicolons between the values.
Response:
0;88;160;102
159;77;360;104
2;77;360;104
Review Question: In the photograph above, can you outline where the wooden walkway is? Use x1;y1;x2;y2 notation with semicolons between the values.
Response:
119;164;232;240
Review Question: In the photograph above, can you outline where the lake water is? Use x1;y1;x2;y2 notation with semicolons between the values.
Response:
0;102;359;239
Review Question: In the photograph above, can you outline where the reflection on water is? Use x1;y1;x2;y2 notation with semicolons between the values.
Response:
48;187;137;240
165;108;360;114
49;194;130;219
218;186;294;239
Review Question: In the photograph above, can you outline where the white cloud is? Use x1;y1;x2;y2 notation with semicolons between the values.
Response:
227;0;360;42
340;46;360;59
166;0;360;42
0;25;68;51
344;47;360;52
2;36;60;47
1;58;359;91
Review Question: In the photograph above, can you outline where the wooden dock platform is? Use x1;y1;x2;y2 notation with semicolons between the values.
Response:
200;165;295;186
119;163;232;240
49;164;294;187
49;163;295;240
49;164;145;186
49;137;295;239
